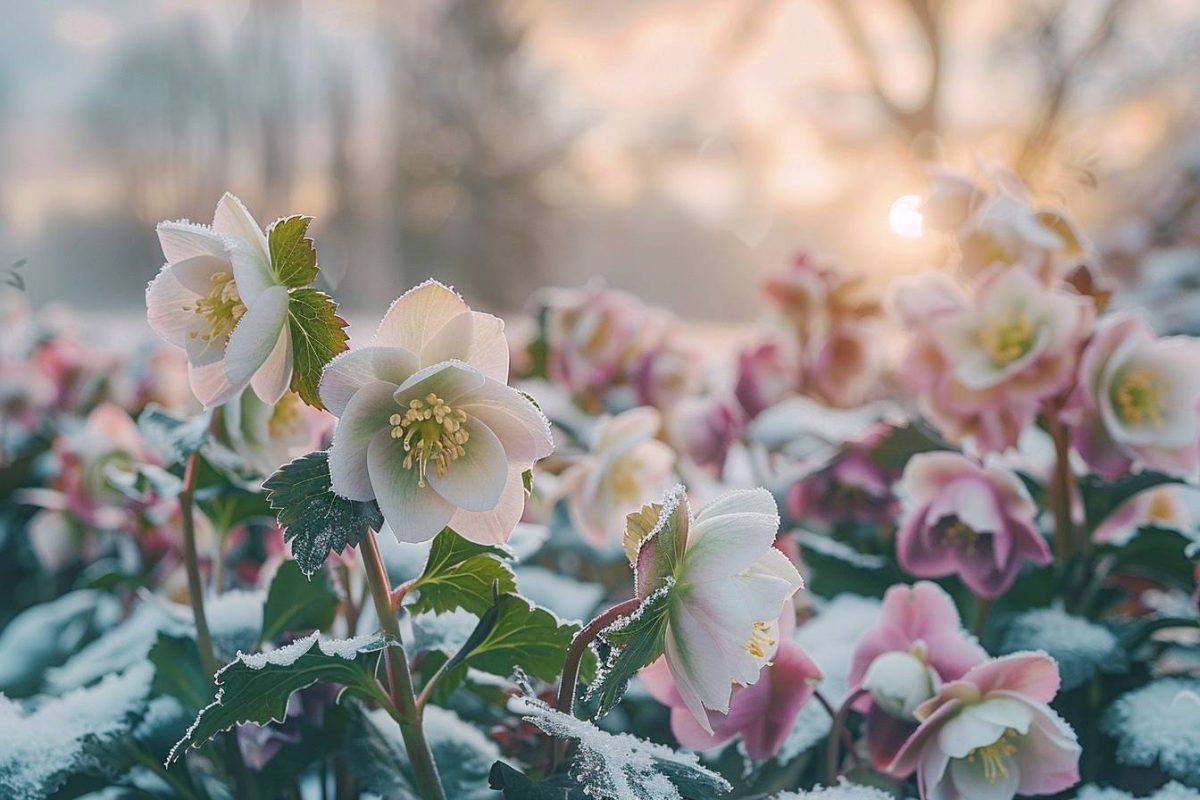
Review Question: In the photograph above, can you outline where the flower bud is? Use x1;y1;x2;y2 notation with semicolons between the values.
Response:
861;650;938;720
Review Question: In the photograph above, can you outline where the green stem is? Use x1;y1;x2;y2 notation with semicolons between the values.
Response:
179;452;217;675
973;595;993;640
825;687;868;784
554;596;643;717
360;530;447;800
1043;402;1079;565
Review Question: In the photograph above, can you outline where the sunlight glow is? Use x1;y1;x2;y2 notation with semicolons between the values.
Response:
889;194;925;239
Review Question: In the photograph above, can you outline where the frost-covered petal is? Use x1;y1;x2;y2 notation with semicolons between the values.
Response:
146;265;203;348
328;382;397;501
426;420;507;512
156;220;226;263
250;324;293;405
213;193;273;304
225;285;290;389
446;466;527;545
456;378;554;463
319;346;418;417
419;309;510;381
393;361;486;408
374;280;469;352
369;431;456;543
683;488;780;582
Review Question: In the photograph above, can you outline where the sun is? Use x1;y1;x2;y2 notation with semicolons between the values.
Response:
889;194;925;238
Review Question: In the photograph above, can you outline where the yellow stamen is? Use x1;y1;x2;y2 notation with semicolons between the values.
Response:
937;517;979;554
388;393;470;488
978;308;1036;366
966;728;1020;783
745;620;776;660
1115;369;1165;427
182;271;246;349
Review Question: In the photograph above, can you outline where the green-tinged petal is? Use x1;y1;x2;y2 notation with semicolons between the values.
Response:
328;382;397;501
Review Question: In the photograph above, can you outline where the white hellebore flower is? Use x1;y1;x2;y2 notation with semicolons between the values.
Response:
625;486;803;731
559;406;676;548
861;649;940;720
147;194;294;407
320;281;554;544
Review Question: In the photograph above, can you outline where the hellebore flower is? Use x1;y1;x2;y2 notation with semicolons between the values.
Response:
895;267;1092;454
320;280;553;544
890;652;1082;800
895;452;1052;598
639;607;822;760
623;486;804;731
216;388;332;477
847;581;988;771
558;406;675;548
147;194;296;407
1067;313;1200;479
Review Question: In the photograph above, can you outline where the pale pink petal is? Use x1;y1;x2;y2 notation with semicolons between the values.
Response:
369;431;456;543
225;285;290;388
889;697;964;777
902;452;985;504
374;280;469;352
319;346;418;417
393;361;486;407
662;623;719;733
639;657;684;707
146;267;202;348
189;360;239;408
949;750;1020;798
594;407;662;454
457;378;554;463
328;382;397;501
250;325;293;405
426;420;507;512
960;652;1060;703
419;310;510;381
446;465;526;545
156;220;226;262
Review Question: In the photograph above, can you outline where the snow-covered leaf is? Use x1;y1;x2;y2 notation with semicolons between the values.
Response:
263;450;383;576
45;602;188;693
999;608;1127;690
795;531;907;599
0;590;120;697
167;632;397;764
137;405;212;465
587;581;672;717
776;780;895;800
489;760;588;798
408;528;516;616
1102;679;1200;787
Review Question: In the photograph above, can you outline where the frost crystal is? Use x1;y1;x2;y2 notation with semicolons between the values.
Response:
1000;607;1126;690
510;694;731;800
1103;679;1200;786
775;780;894;799
1078;784;1200;800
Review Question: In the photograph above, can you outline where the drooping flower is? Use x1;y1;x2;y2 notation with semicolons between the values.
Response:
895;452;1052;597
621;486;804;730
1092;485;1190;545
1066;313;1200;479
890;652;1082;799
787;424;900;529
320;280;553;544
215;388;332;477
558;407;675;548
146;194;295;407
667;393;745;476
846;581;988;771
639;606;822;760
735;338;800;419
895;267;1093;453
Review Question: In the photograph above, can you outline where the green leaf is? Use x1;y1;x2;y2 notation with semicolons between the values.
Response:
488;761;586;799
267;215;318;288
797;530;909;598
148;633;211;714
286;288;349;410
137;406;212;466
167;632;396;764
1079;471;1184;532
461;594;579;683
195;484;272;534
587;584;671;717
263;450;383;577
868;421;952;472
261;559;340;643
408;529;517;616
1105;524;1200;590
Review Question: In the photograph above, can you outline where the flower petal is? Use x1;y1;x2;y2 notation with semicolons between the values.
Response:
225;285;290;388
328;382;397;501
420;310;510;381
426;420;508;512
456;378;554;464
683;488;780;582
146;266;202;348
319;346;419;417
446;465;527;545
250;325;293;405
188;360;239;408
369;431;456;543
393;361;486;408
213;193;273;304
157;220;226;263
374;280;469;352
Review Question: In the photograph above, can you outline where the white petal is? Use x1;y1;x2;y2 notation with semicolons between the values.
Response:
373;280;469;352
157;220;226;263
250;325;293;405
393;361;485;407
663;629;716;734
319;346;419;417
949;752;1020;800
368;431;455;543
695;487;778;524
667;598;742;715
225;286;290;388
213;194;272;300
684;490;780;582
146;267;200;348
594;406;662;455
938;705;1010;758
447;466;527;545
328;382;397;501
419;310;510;381
188;360;239;408
426;420;508;511
457;378;554;464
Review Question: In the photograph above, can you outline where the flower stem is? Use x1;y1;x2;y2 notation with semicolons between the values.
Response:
179;452;217;675
554;596;643;717
359;530;447;800
973;595;993;639
1043;401;1079;564
824;687;868;784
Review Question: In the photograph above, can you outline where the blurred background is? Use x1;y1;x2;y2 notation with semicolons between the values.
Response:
3;0;1200;321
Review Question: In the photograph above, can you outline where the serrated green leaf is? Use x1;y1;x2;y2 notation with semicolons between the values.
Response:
167;632;396;764
148;633;211;713
195;484;272;534
462;595;579;682
286;288;348;410
267;215;318;288
587;586;671;717
263;450;383;576
408;528;517;616
137;406;212;466
488;761;586;799
261;559;340;643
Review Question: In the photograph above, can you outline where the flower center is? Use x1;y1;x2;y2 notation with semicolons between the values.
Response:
389;393;470;488
744;620;776;660
978;308;1036;366
268;392;301;439
182;271;246;347
1114;368;1165;427
966;728;1020;784
936;516;979;553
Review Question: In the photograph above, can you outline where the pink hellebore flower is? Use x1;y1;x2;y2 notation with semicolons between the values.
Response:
735;338;799;419
890;652;1082;800
895;267;1092;454
559;407;676;548
147;194;295;407
667;394;745;476
639;607;822;760
320;281;554;544
846;582;988;771
1067;313;1200;479
625;487;804;730
896;452;1052;598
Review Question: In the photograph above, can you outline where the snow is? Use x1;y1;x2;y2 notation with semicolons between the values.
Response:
1000;607;1125;691
511;693;731;800
1077;784;1200;800
0;590;121;694
238;632;321;670
46;602;187;692
775;780;894;799
1103;679;1200;787
0;662;154;798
